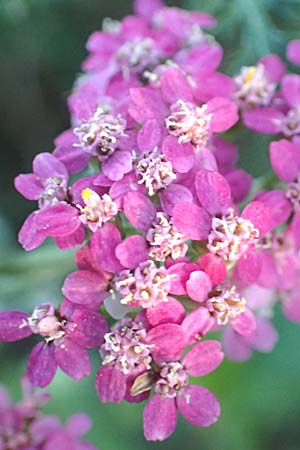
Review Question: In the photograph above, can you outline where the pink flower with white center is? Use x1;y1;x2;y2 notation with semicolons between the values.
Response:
74;105;127;159
206;285;246;325
78;188;118;232
146;212;188;261
165;99;212;147
0;301;108;388
134;147;176;196
100;318;152;374
117;38;161;76
140;340;224;441
113;260;171;308
234;64;276;108
207;209;260;262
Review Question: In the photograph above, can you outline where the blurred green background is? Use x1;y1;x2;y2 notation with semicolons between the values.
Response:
0;0;300;448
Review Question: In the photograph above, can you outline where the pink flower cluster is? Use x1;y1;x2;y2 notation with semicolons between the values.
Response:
2;0;300;443
0;377;96;450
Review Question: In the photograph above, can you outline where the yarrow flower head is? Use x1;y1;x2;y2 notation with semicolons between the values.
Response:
207;285;246;325
78;188;118;232
234;64;276;108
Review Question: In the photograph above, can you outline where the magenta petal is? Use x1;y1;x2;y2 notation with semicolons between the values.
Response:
281;74;300;108
95;365;127;403
197;253;226;285
146;323;185;362
65;413;91;437
235;251;262;284
183;340;224;376
146;297;185;326
195;72;235;102
33;152;68;180
241;201;272;236
162;136;194;173
196;169;232;215
259;54;286;83
14;174;43;200
159;183;193;216
231;308;256;337
27;342;57;388
65;309;108;348
137;119;164;151
129;87;167;123
270;139;300;182
172;202;211;240
283;292;300;323
242;107;283;134
54;337;91;380
167;262;200;295
115;235;148;269
186;270;212;302
35;204;80;237
55;225;85;250
144;395;177;441
18;212;47;251
287;40;300;65
53;132;90;174
91;223;123;273
225;169;252;204
160;68;193;104
177;385;221;427
206;97;238;132
123;191;156;231
0;311;31;342
181;307;214;344
62;270;107;308
102;150;132;181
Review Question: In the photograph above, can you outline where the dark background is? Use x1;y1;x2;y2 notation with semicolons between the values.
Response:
0;1;300;448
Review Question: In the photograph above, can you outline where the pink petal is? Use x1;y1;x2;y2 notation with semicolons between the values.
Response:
62;270;107;308
137;119;164;151
129;87;167;124
91;223;123;273
144;395;177;441
54;337;91;380
18;211;47;251
54;225;85;250
160;68;193;104
259;54;286;83
115;235;148;269
0;311;31;342
145;323;185;362
162;136;194;173
222;327;252;361
242;107;283;134
123;191;156;231
53;132;90;174
224;169;252;204
183;340;223;376
133;0;163;19
256;190;292;229
282;292;300;323
181;307;214;344
35;204;80;237
231;308;256;337
196;170;232;215
65;413;91;437
33;152;68;180
287;40;300;65
235;251;262;284
146;297;185;326
177;385;221;427
159;183;193;216
179;44;222;76
244;317;278;352
172;202;211;240
65;309;108;348
95;365;127;403
281;74;300;108
186;270;212;302
206;97;238;132
14;174;43;200
196;253;226;285
102;151;133;181
27;342;57;387
167;262;200;295
270;139;300;182
241;201;272;236
195;72;235;102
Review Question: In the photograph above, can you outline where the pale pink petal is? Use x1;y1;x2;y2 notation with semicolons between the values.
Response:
123;191;156;231
162;136;194;173
133;0;163;19
144;394;177;441
222;327;252;361
244;317;278;352
177;385;220;427
257;190;292;228
196;170;232;215
282;292;300;323
183;340;223;376
33;152;68;180
137;119;164;151
65;413;92;437
14;174;43;200
181;307;214;344
91;223;123;273
54;337;91;380
231;308;256;337
115;235;148;269
186;270;212;302
172;202;211;240
95;365;127;403
27;343;57;387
